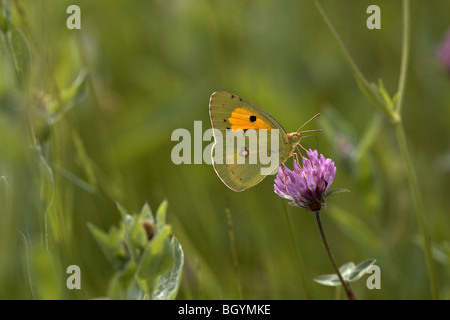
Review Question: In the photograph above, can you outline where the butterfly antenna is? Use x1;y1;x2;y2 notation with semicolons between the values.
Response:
298;134;320;151
296;113;321;133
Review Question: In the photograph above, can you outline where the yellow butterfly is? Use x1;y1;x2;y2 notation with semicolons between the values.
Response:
209;91;320;191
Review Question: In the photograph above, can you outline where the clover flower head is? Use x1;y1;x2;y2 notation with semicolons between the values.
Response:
274;149;336;211
437;30;450;71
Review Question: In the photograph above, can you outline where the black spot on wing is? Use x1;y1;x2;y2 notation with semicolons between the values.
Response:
250;115;257;122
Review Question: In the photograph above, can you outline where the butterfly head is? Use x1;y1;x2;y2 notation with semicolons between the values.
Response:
287;132;302;145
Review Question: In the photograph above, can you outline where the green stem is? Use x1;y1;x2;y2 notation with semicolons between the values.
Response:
395;0;410;114
392;0;438;300
225;197;243;300
315;211;356;300
313;0;386;113
282;200;312;299
393;122;439;299
314;0;439;299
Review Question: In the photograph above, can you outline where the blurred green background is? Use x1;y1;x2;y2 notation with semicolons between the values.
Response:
0;0;449;300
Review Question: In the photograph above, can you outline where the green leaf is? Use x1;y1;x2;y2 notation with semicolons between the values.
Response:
107;260;142;300
378;79;393;110
37;152;55;212
153;236;184;300
53;165;96;194
348;259;376;282
27;243;62;299
90;200;181;300
155;199;168;232
0;176;8;206
354;113;383;162
0;0;10;32
72;131;97;189
119;203;152;260
325;188;350;198
49;70;89;123
317;106;358;173
329;205;382;253
0;175;8;186
116;202;129;219
129;213;149;252
87;222;127;270
313;273;341;287
6;23;31;86
314;259;376;287
139;203;154;224
413;236;450;266
0;32;15;94
136;225;174;295
122;213;141;262
392;92;399;107
339;262;355;279
354;74;378;109
288;201;299;207
61;69;88;107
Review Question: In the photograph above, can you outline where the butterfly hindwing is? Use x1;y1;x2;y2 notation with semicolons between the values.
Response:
209;91;291;191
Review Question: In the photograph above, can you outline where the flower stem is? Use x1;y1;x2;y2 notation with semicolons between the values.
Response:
392;0;439;300
393;121;439;300
314;0;439;299
225;197;243;300
283;200;312;299
315;211;356;300
395;0;410;115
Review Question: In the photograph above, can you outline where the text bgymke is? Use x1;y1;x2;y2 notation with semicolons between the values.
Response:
178;304;271;317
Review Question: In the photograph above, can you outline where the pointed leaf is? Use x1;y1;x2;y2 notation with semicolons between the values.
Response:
354;113;383;161
288;201;298;207
61;69;88;107
354;74;382;112
116;202;129;219
49;70;88;121
325;188;350;198
72;131;97;188
37;152;55;211
139;203;154;224
7;24;31;86
339;262;355;280
378;79;393;109
392;92;399;107
313;273;342;287
87;222;127;269
0;0;11;32
136;225;174;295
129;214;149;251
153;236;184;300
0;175;8;187
107;260;138;300
155;199;168;232
348;259;376;282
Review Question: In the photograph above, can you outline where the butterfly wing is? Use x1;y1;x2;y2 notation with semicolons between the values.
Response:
209;91;290;191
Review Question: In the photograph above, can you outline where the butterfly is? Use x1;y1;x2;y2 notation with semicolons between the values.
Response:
209;91;320;191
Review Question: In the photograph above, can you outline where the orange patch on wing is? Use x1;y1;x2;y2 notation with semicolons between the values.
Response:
228;108;272;131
